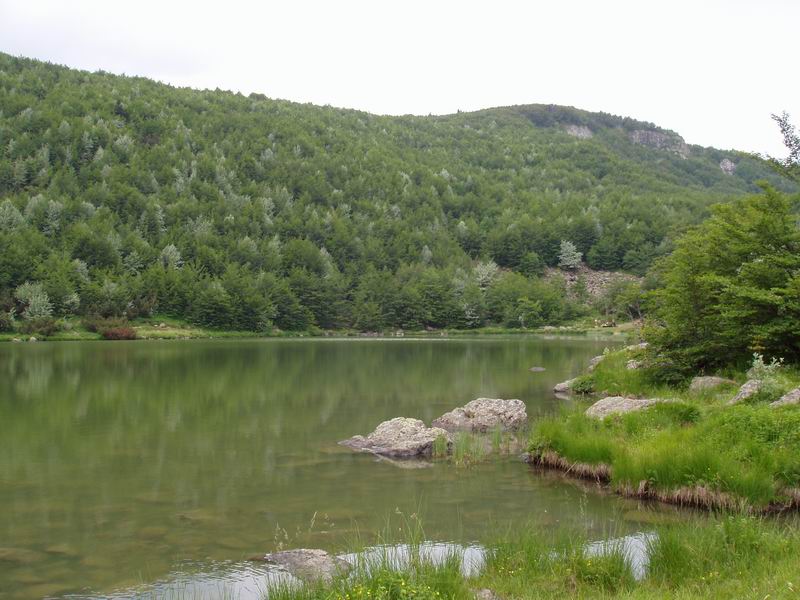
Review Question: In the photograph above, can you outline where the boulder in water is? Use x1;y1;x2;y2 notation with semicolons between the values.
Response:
553;379;575;393
258;549;351;583
339;417;450;458
432;398;527;433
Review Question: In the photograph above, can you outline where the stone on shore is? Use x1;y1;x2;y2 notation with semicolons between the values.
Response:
689;376;736;392
624;342;649;352
585;396;671;419
727;380;762;405
587;355;605;371
432;398;527;433
339;417;450;458
258;549;351;583
771;387;800;408
553;379;575;393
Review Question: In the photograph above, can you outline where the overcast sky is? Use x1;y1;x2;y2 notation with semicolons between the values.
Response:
2;0;798;156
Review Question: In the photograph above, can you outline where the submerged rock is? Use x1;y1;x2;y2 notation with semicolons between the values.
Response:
340;417;450;458
585;396;671;419
258;549;351;583
529;366;546;372
432;398;527;433
771;387;800;408
553;379;575;394
727;380;762;405
689;376;736;392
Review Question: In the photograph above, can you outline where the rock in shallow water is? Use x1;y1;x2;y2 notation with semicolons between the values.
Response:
553;379;575;394
432;398;527;433
585;396;672;419
258;549;351;583
339;417;450;458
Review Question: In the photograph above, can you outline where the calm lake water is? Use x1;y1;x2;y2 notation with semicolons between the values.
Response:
0;336;674;599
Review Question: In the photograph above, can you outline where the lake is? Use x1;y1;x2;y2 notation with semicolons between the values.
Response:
0;336;671;598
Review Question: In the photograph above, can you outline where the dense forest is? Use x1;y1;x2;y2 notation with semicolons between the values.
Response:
0;52;795;333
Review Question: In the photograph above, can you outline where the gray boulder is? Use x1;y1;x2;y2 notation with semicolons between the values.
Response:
626;360;642;370
258;549;350;583
625;342;649;352
432;398;527;433
339;417;450;458
588;355;605;371
728;380;763;405
553;379;575;393
586;396;671;419
771;387;800;408
689;376;736;393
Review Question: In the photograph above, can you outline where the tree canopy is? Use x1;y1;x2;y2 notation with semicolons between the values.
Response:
0;53;795;332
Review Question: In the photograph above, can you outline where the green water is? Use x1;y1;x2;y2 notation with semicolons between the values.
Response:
0;336;664;598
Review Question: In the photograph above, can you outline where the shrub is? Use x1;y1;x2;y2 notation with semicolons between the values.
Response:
18;317;61;337
101;326;137;340
570;374;595;394
0;309;14;332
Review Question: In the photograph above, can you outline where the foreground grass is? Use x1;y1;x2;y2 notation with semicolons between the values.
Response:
531;348;800;509
265;516;800;599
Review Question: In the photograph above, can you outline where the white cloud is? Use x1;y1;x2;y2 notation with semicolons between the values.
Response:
1;0;798;156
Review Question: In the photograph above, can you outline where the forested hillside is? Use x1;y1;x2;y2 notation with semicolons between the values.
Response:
0;53;794;332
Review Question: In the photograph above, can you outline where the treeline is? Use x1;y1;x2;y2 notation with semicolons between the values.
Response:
0;53;794;332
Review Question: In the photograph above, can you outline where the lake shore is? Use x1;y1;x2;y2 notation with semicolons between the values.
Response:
526;346;800;513
0;316;636;342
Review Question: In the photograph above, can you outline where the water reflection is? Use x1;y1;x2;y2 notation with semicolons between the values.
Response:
1;336;629;598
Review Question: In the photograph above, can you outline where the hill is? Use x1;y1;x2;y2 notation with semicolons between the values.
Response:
0;53;794;332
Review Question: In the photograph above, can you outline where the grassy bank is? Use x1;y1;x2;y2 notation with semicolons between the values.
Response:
0;316;634;342
530;347;800;510
266;516;800;600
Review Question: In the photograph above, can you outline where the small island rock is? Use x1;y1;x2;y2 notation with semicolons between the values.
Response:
689;376;736;392
339;417;450;458
258;549;350;583
432;398;527;433
585;396;671;419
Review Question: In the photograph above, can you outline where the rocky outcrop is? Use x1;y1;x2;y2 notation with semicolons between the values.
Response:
727;380;762;405
257;549;350;583
585;396;671;419
689;376;736;393
432;398;527;433
629;129;690;158
339;418;450;458
545;265;641;299
553;379;575;393
626;360;642;370
771;387;800;408
564;124;593;139
719;158;736;174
